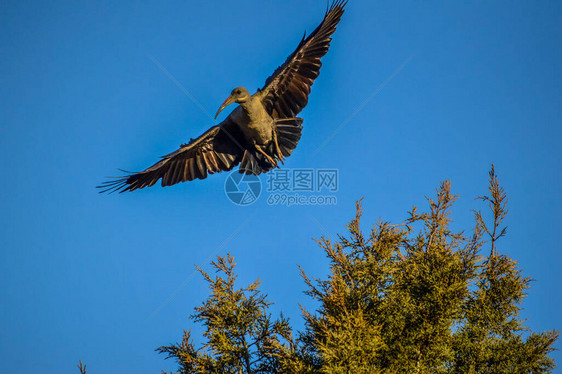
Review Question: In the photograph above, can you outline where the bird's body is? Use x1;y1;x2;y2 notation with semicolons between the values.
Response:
99;1;346;193
233;94;275;147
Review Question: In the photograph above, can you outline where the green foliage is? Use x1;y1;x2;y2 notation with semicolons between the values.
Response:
157;167;558;373
157;254;296;373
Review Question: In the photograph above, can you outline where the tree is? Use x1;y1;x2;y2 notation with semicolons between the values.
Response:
157;254;296;373
297;166;558;373
146;167;559;373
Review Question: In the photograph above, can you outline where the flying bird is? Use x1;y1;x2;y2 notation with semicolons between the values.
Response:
99;1;346;193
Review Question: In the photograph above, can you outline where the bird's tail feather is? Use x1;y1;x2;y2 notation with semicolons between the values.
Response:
239;150;270;175
238;117;303;175
275;117;303;157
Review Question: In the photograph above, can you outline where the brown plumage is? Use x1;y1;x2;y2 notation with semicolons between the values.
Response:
261;1;347;119
98;1;346;193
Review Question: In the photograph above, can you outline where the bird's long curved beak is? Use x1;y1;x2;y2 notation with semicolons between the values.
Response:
215;95;235;119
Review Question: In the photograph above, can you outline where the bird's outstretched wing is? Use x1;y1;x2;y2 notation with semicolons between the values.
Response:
259;0;346;119
98;119;246;193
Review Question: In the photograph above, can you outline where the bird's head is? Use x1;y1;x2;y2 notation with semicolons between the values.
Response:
215;87;250;119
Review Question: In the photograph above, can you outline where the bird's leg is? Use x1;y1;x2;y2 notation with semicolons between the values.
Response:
272;129;285;165
255;144;278;168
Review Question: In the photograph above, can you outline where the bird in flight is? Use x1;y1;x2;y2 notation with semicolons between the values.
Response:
99;1;346;193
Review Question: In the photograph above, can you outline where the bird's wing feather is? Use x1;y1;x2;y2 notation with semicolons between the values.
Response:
259;0;346;119
98;118;246;193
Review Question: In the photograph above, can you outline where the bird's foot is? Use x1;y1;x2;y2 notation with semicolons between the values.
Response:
272;136;285;165
256;145;278;168
266;155;279;168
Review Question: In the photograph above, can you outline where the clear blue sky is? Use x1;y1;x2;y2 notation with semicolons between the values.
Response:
1;1;560;372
